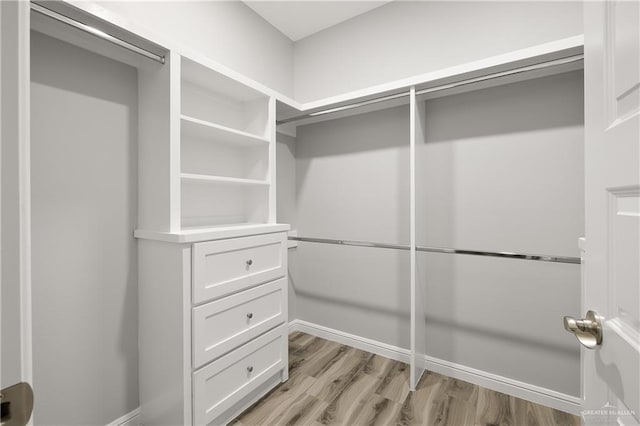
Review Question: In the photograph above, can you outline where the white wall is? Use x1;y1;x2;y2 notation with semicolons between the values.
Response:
293;1;583;102
291;70;583;396
96;1;294;97
31;32;139;424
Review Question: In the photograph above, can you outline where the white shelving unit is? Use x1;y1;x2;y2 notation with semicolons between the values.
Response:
180;56;275;231
135;52;288;426
136;52;277;236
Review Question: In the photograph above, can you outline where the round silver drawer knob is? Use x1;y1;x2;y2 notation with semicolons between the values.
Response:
247;366;254;373
246;312;253;319
246;259;253;266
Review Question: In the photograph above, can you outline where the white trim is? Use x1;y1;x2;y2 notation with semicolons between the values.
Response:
105;408;141;426
297;35;584;110
408;87;419;390
267;96;277;224
288;319;582;416
134;223;290;243
60;2;584;114
287;319;411;364
18;0;33;389
419;355;582;415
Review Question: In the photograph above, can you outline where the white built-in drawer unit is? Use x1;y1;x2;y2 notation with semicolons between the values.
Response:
137;49;288;425
192;232;287;303
192;277;286;368
193;325;287;426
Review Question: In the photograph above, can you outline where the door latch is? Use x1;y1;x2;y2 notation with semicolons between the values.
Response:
563;310;603;349
0;382;33;426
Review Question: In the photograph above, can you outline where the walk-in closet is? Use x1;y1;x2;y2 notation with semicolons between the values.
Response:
1;1;638;426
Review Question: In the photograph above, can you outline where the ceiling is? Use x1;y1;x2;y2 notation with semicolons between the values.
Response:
243;1;393;41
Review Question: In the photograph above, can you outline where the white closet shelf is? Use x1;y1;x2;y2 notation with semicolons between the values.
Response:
276;35;584;126
181;173;269;186
182;57;267;102
134;223;290;243
181;115;269;146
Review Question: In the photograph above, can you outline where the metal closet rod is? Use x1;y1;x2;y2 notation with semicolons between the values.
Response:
30;2;166;64
277;54;583;125
288;236;581;264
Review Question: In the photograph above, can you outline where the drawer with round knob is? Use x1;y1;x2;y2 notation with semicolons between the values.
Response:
192;232;287;304
192;278;286;368
193;325;286;426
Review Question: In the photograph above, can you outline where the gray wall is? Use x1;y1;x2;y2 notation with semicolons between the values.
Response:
295;105;412;348
417;71;584;396
93;1;582;104
290;71;583;395
294;1;583;101
31;32;139;425
277;132;298;320
97;1;294;97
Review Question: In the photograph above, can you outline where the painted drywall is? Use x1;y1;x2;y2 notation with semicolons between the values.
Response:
294;105;412;348
96;1;294;97
292;70;583;395
31;32;139;424
277;132;298;320
416;70;584;396
293;1;583;102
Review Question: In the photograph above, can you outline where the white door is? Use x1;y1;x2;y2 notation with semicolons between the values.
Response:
0;1;33;424
578;0;640;424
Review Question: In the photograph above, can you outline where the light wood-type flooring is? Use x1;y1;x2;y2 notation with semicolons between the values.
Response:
232;332;579;426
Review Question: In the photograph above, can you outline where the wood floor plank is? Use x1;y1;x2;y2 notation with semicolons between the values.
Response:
290;336;337;360
274;393;329;426
396;371;448;424
350;394;403;426
314;369;379;424
511;397;580;426
475;387;516;426
232;333;581;426
306;347;373;402
289;332;317;349
430;394;476;426
294;342;348;379
374;360;410;403
234;373;316;425
443;376;478;405
550;407;581;426
362;354;396;379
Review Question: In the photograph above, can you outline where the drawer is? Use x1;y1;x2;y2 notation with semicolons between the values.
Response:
193;233;286;304
193;326;286;426
192;278;286;368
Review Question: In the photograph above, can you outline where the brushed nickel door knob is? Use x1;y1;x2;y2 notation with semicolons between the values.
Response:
563;310;603;349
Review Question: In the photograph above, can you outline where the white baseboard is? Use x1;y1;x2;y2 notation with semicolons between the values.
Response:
106;408;141;426
288;319;410;363
419;355;582;415
287;319;582;416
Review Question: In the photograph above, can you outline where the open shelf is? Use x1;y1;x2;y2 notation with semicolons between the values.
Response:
181;115;269;147
181;181;269;229
180;134;268;180
180;173;269;186
179;56;273;231
181;56;269;139
181;56;265;102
